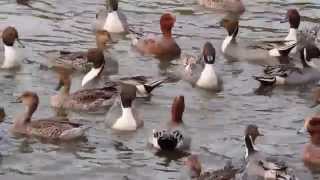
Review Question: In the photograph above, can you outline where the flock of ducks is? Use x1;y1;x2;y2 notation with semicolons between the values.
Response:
2;0;320;179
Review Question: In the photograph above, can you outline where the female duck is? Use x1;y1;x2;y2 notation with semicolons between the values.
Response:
132;13;181;60
241;125;297;179
1;26;25;69
150;96;191;151
12;91;88;140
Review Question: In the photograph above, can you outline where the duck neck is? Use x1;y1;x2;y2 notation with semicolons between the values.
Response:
20;102;37;124
82;65;104;87
222;35;234;53
244;135;256;159
310;134;320;146
112;105;137;131
3;45;18;68
285;28;297;41
162;30;172;39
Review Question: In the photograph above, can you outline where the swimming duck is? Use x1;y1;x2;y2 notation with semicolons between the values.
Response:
99;0;129;33
183;154;238;180
81;48;118;87
48;30;111;72
302;116;320;171
132;13;181;60
198;0;245;14
107;84;143;131
241;124;297;180
220;16;296;65
1;26;25;69
150;95;191;151
51;69;118;112
176;42;223;91
254;44;320;86
12;91;88;140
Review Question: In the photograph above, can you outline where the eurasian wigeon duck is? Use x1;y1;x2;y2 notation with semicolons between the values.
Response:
12;91;88;140
241;125;297;180
1;26;25;69
254;44;320;86
303;116;320;171
198;0;245;14
220;16;296;65
132;13;181;60
183;155;238;180
174;42;223;91
150;95;191;151
106;84;143;131
48;30;111;72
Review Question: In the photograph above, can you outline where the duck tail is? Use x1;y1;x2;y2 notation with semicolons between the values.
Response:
143;78;167;94
253;76;276;86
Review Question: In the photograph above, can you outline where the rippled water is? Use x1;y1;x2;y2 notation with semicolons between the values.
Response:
0;0;320;179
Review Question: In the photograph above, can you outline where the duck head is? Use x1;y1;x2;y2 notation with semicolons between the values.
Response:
244;124;263;158
120;83;137;108
16;91;39;121
2;26;24;47
184;155;202;178
300;44;320;69
108;0;118;11
96;30;111;49
305;117;320;145
220;18;239;38
81;48;105;87
171;95;185;126
202;42;216;65
160;13;176;38
281;9;300;29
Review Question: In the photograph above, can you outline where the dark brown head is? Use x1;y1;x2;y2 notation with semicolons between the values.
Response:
171;95;185;125
55;69;72;93
96;30;111;49
202;42;216;64
305;117;320;145
245;124;263;144
120;84;137;108
184;155;202;178
2;26;23;47
160;13;176;37
220;18;239;37
108;0;118;11
17;91;39;114
285;9;300;29
87;48;105;69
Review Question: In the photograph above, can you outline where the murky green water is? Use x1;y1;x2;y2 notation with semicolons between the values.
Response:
0;0;320;179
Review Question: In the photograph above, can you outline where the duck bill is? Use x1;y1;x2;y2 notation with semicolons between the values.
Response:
17;38;25;48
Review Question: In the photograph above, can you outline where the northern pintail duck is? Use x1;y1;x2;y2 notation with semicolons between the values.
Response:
178;42;223;91
107;84;143;131
132;13;181;60
1;26;24;69
254;44;320;86
220;16;296;65
183;155;238;180
150;96;191;151
81;48;118;87
241;125;297;180
302;116;320;171
98;0;129;33
49;30;111;72
198;0;245;14
12;91;88;140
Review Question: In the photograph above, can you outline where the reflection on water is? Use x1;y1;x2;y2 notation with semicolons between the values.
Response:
0;0;320;179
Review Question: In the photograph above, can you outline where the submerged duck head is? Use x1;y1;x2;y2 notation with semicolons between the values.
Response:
171;95;185;125
300;44;320;68
160;13;176;37
96;30;111;49
283;9;300;29
202;42;216;64
244;124;263;157
2;26;24;47
108;0;118;11
185;155;202;178
81;48;105;87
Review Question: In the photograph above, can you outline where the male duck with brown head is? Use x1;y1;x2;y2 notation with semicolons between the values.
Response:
150;96;191;151
12;91;88;140
241;125;297;180
1;26;25;69
132;13;181;60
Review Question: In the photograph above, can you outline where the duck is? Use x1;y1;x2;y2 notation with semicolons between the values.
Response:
81;48;118;87
1;26;25;69
241;124;297;180
98;0;129;33
174;42;223;91
131;13;181;60
183;154;238;180
254;44;320;86
198;0;245;14
106;83;143;131
150;95;191;151
48;30;111;72
12;91;88;140
220;15;297;65
302;116;320;171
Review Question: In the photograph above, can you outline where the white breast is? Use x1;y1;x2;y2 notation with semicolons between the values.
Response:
196;64;218;89
112;108;137;131
103;11;125;33
222;36;233;53
2;45;20;69
81;66;103;87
